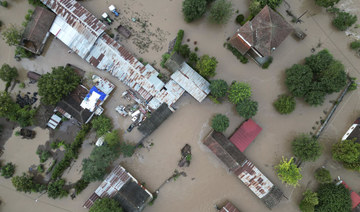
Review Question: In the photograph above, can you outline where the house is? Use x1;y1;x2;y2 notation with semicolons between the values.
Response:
83;165;153;212
138;103;173;136
55;85;94;124
229;5;293;64
229;119;262;152
203;131;283;209
342;117;360;143
19;7;56;55
219;201;241;212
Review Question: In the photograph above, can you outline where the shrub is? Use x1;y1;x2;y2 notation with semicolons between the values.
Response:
174;30;184;52
235;14;244;24
315;168;331;183
208;0;233;24
188;52;198;66
90;197;123;212
179;44;191;58
182;0;207;22
315;0;340;8
196;55;218;78
275;157;302;187
37;164;44;173
209;79;228;99
160;53;170;68
1;25;22;46
226;43;248;64
28;0;45;7
47;179;68;199
236;99;258;119
92;115;112;136
273;95;296;114
332;11;357;31
228;82;251;104
261;57;273;69
292;134;322;162
299;190;319;212
1;1;8;7
1;162;15;178
332;139;360;171
315;183;351;212
120;143;136;157
74;178;89;195
19;82;25;89
211;114;229;132
37;150;51;163
350;40;360;49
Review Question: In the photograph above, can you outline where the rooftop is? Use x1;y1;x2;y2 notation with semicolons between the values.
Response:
229;119;262;152
219;201;241;212
138;103;173;136
342;117;360;142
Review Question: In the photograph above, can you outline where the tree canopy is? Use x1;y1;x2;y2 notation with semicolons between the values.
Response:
249;0;283;16
275;157;302;187
315;183;351;212
332;139;360;171
104;130;120;147
0;64;18;84
182;0;207;22
47;179;68;199
209;79;228;99
292;134;322;161
11;173;41;193
332;11;357;31
273;94;296;114
196;55;218;78
315;168;332;183
300;190;319;212
38;66;81;105
285;64;313;97
1;162;15;178
1;24;22;46
90;198;123;212
91;115;113;137
305;49;333;73
228;82;252;104
315;0;339;8
208;0;233;24
318;60;347;93
211;114;229;132
236;99;258;119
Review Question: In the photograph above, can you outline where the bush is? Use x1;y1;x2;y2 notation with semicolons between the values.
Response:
1;162;15;178
28;0;45;7
188;52;198;66
19;82;25;89
332;139;360;171
273;95;296;114
37;164;44;173
275;157;302;187
228;82;251;104
90;197;123;212
299;190;318;212
47;179;68;199
209;79;228;99
332;11;357;31
196;55;218;78
1;1;8;7
315;0;340;8
226;43;248;64
182;0;207;22
179;44;191;58
235;14;244;24
261;57;273;69
1;25;22;46
173;30;184;52
236;99;258;119
120;143;136;157
74;178;89;195
160;53;170;68
211;114;229;132
292;134;322;162
208;0;233;24
350;40;360;49
15;46;34;58
92;115;112;136
36;150;51;163
315;168;331;183
315;183;351;212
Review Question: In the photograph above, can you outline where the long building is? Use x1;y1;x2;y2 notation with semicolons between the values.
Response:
40;0;209;111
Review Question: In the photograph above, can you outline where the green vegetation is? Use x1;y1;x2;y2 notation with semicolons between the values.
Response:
19;82;25;89
315;168;332;183
15;46;34;59
249;0;283;16
120;142;136;157
38;66;81;105
0;64;18;91
160;53;170;68
315;183;351;212
174;30;184;52
179;44;191;58
262;56;273;69
90;197;123;212
22;9;34;27
37;164;44;173
235;14;244;24
92;115;112;136
211;114;229;132
74;178;90;195
28;0;45;7
350;40;360;49
1;25;22;46
188;52;199;67
299;190;319;212
275;157;302;187
332;11;357;31
236;99;258;119
104;130;120;147
36;149;51;163
47;179;68;199
228;82;251;104
315;0;339;8
209;79;228;100
1;1;8;8
285;50;347;106
225;43;248;64
208;0;233;24
12;173;46;193
332;139;360;172
1;162;15;178
273;94;296;114
182;0;207;22
292;134;322;162
196;55;218;78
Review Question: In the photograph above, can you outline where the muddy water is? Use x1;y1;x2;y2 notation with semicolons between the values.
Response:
1;0;360;211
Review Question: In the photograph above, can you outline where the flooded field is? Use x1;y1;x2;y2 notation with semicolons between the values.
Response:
1;0;360;211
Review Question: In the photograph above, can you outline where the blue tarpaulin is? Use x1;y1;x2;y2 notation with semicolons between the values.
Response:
86;86;107;101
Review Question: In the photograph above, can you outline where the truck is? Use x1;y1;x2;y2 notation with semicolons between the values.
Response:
108;5;119;17
102;13;113;25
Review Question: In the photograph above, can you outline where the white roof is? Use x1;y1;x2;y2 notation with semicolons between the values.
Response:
109;5;115;11
342;124;358;141
47;114;62;129
80;92;101;112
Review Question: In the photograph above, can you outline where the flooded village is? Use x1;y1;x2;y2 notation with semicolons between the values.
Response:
1;0;360;212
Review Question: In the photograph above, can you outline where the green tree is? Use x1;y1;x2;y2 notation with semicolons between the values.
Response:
236;99;258;119
38;66;81;105
249;0;263;16
300;190;319;212
275;157;302;187
11;173;35;193
188;52;199;66
315;168;332;183
47;179;68;199
208;0;233;24
28;0;44;7
82;145;118;182
179;44;191;58
1;24;22;46
104;130;120;147
332;11;357;31
228;82;251;104
285;64;313;97
0;92;17;118
305;49;333;73
0;64;18;84
182;0;207;22
120;142;136;157
332;139;360;165
273;94;296;114
292;134;322;161
318;60;347;93
267;0;283;8
15;46;34;58
209;79;228;99
92;115;112;136
315;183;351;212
315;0;340;7
350;40;360;49
15;105;36;127
1;162;15;178
90;198;123;212
304;88;326;106
211;114;229;132
196;55;218;78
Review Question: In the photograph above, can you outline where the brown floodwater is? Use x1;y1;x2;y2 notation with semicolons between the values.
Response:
1;0;360;211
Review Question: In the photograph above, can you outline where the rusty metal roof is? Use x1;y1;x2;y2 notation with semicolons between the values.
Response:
148;80;185;110
92;75;115;95
171;62;210;102
220;201;241;212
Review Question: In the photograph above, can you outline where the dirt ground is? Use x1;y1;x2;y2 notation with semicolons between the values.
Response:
1;0;360;211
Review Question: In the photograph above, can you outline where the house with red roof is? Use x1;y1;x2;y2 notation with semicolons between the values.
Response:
229;119;262;152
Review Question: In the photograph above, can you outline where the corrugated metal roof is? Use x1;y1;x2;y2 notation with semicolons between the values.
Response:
236;160;273;199
149;80;185;110
220;201;241;212
92;75;115;95
171;62;210;102
42;0;107;58
229;119;262;152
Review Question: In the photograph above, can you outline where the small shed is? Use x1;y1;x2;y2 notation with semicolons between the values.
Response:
219;201;241;212
27;71;42;82
47;114;61;129
229;119;262;152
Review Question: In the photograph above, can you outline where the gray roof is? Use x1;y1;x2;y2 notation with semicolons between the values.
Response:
138;103;173;136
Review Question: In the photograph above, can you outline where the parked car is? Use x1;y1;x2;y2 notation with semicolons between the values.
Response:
127;123;136;132
108;5;119;17
102;13;113;25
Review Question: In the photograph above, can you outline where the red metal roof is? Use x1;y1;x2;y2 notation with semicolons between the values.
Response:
342;182;360;208
220;201;241;212
229;119;262;152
